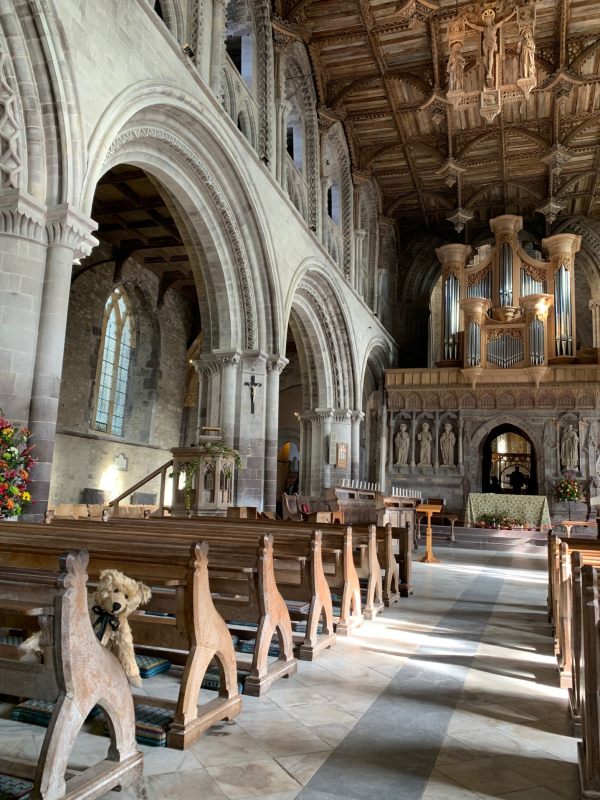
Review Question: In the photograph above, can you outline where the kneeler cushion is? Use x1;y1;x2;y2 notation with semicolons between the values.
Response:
0;774;32;799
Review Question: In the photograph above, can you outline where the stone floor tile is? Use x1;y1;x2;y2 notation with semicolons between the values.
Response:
205;759;301;799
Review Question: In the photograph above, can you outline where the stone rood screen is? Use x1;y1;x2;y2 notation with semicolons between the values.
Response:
435;215;582;371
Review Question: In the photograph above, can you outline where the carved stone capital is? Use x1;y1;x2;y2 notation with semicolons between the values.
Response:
0;190;46;242
350;410;365;424
215;349;242;369
45;204;98;259
267;355;289;375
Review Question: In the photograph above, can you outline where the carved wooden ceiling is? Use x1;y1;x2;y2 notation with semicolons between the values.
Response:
279;0;600;238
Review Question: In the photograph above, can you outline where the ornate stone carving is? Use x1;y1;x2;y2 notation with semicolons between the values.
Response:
105;126;258;350
298;281;344;407
46;205;98;259
0;38;22;189
255;1;275;166
0;190;46;241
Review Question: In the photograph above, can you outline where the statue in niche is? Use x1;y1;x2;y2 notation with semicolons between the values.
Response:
418;422;432;466
465;8;515;86
394;424;410;466
561;424;579;471
447;41;466;92
517;27;536;80
440;423;456;466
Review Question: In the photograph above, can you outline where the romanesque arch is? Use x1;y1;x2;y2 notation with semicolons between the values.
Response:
0;1;85;205
82;88;279;356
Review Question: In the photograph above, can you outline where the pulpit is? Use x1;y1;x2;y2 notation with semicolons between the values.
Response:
171;436;238;517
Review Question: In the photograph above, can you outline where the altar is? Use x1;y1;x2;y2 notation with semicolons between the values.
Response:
465;493;551;529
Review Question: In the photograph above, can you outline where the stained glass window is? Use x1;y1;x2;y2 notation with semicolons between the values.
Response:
93;286;134;437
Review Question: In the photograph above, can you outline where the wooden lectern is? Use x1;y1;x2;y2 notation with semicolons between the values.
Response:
417;503;443;563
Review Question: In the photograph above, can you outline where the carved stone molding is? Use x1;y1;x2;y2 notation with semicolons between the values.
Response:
298;281;344;407
267;355;289;374
0;38;22;190
46;204;98;259
0;190;46;241
105;125;258;350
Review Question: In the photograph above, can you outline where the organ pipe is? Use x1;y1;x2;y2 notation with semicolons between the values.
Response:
554;264;573;357
444;273;460;360
499;242;513;306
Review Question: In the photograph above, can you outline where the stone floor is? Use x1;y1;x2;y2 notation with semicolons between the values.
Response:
0;548;580;799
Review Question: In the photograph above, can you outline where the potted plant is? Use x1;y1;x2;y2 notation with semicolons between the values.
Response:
554;472;581;520
0;412;35;520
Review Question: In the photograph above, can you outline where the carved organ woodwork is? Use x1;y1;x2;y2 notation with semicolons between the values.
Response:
435;215;582;371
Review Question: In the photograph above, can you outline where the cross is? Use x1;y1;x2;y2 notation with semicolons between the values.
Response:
245;375;262;415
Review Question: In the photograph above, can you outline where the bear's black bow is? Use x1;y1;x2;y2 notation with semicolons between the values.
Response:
92;605;120;641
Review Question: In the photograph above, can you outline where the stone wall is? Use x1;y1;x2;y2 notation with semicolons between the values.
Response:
50;257;191;505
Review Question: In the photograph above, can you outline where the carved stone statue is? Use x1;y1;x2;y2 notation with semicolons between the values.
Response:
561;424;579;470
465;8;515;86
418;422;432;466
447;41;466;92
517;27;536;80
394;424;410;466
440;423;456;466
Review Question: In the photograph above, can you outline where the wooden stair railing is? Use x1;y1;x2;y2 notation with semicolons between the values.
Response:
108;459;173;516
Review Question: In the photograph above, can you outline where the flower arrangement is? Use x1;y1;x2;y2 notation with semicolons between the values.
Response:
478;513;525;529
0;412;35;518
554;471;581;503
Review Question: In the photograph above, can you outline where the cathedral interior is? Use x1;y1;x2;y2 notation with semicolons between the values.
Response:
1;0;600;797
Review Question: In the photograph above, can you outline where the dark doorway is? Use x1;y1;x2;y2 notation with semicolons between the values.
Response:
482;424;537;495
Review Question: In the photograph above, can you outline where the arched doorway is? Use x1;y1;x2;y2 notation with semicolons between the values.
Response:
482;424;537;495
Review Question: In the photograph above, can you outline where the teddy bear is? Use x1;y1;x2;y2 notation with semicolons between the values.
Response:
19;568;151;688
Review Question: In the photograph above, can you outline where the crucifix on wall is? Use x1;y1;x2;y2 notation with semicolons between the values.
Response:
245;375;262;415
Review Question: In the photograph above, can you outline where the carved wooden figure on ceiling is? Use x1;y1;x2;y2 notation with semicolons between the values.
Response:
465;8;516;87
447;41;466;92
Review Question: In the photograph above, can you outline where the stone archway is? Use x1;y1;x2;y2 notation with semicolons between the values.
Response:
481;424;538;495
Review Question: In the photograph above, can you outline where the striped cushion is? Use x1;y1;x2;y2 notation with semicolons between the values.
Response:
135;654;171;678
0;774;32;798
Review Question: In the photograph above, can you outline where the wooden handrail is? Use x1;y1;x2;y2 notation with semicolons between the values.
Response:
109;459;173;510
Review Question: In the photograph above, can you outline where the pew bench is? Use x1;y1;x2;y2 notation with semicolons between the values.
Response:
0;526;244;746
2;523;297;698
0;551;142;800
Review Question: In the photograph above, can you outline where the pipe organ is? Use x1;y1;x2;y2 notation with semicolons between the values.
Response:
435;216;582;371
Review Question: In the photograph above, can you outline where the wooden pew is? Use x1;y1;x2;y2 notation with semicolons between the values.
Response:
0;522;296;699
577;564;600;798
0;551;142;799
44;516;337;658
0;530;243;746
47;514;364;639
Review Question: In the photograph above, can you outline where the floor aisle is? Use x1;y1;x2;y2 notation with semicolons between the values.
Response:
0;548;580;799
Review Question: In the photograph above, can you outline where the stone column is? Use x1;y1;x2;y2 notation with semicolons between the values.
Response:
28;205;98;518
276;99;292;187
590;299;600;348
458;417;464;467
379;403;388;492
387;415;394;470
350;410;364;482
0;191;47;424
320;408;333;489
433;413;440;470
215;349;241;446
410;413;417;468
297;412;310;494
354;229;366;295
209;0;230;97
264;355;288;512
